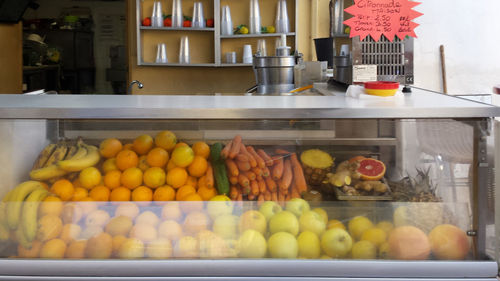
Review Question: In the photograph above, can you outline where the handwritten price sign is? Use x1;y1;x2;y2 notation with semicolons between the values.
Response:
344;0;423;42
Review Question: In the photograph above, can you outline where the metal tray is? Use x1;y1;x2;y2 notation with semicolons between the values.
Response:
334;178;393;201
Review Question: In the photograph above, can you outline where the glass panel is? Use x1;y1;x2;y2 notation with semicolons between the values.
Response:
0;118;484;261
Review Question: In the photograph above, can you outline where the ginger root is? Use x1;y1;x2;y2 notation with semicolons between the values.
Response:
354;181;389;193
336;160;361;180
326;171;352;187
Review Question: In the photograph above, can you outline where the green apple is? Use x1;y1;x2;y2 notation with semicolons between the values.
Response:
321;228;353;258
213;214;239;239
312;208;328;224
285;198;310;217
299;210;326;236
238;229;267;258
268;232;298;258
297;231;321;259
269;211;299;236
239;210;267;235
259;201;282;222
206;196;234;220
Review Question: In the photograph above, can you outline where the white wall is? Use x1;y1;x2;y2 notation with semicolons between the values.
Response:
412;0;500;95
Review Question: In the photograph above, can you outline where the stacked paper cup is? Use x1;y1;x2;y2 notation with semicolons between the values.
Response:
275;0;290;33
249;0;261;34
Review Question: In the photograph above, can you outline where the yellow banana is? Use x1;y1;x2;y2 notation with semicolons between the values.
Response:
64;145;78;160
43;142;69;167
31;143;57;170
30;165;68;181
6;181;45;230
67;144;88;161
16;226;32;249
57;145;100;172
21;188;49;242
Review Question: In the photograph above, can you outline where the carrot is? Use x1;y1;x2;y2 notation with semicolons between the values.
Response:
230;186;239;200
221;141;232;159
257;149;274;166
236;154;250;163
290;153;307;194
272;157;284;180
278;192;286;204
262;167;271;178
244;171;256;181
252;167;263;178
291;186;301;199
258;179;266;194
279;159;293;191
257;194;265;205
280;184;289;195
198;176;207;189
229;135;242;159
237;193;243;201
248;193;256;201
256;175;263;181
285;192;291;201
251;180;259;196
275;148;292;156
247;146;266;169
271;191;278;202
239;143;257;168
265;177;277;192
241;185;251;196
236;160;251;172
264;191;272;201
229;176;238;185
238;174;250;187
205;162;214;188
225;159;239;177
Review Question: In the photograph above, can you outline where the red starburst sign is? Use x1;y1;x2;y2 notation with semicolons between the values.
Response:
344;0;423;42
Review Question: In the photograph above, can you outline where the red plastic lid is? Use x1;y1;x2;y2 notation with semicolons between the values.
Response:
364;81;400;90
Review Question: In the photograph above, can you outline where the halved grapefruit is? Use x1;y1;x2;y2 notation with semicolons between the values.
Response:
357;158;386;181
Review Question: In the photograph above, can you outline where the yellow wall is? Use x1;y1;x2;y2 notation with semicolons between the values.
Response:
128;0;339;94
0;23;22;94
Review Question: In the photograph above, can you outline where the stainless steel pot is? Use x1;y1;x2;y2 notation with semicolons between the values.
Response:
253;56;295;95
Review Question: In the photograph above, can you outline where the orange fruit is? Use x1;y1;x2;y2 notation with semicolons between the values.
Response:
143;167;166;188
50;179;75;201
357;158;386;181
40;239;67;259
166;159;177;171
123;143;134;150
192;142;210;159
104;170;122;189
166;167;188;189
171;146;195;168
37;215;63;242
155;131;177;151
138;155;150;171
187;156;208;178
72;187;88;201
161;202;183;221
186;176;198;189
129;223;157;242
61;203;83;224
180;193;204;214
86;232;113;259
79;167;102;190
153;186;176;202
121;167;143;189
110;187;132;201
183;211;209;235
146;147;169;167
158;220;183;240
136;211;160;226
132;186;153;202
112;235;128;256
66;240;87;259
99;138;123;158
176;185;196;201
116;150;139;171
89;185;111;201
18;240;42;258
114;202;140;219
197;175;207;189
59;224;82;244
133;135;154;155
197;186;217;201
174;142;188;149
39;196;63;217
102;158;118;173
349;155;366;163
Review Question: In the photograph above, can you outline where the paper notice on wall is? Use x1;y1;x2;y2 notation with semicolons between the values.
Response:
353;65;377;82
344;0;423;42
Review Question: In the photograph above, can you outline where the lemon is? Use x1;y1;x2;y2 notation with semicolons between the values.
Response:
351;240;377;259
171;146;195;168
376;221;394;236
379;241;390;259
348;216;374;240
360;228;387;247
240;26;249;34
267;26;276;33
327;219;346;230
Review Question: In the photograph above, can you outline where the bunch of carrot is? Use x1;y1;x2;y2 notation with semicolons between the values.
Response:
220;135;308;206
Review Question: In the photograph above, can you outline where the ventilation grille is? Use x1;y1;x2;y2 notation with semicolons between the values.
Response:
361;37;405;76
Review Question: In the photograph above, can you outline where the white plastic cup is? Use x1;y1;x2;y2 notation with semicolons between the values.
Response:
340;44;350;56
249;0;261;34
275;0;290;33
257;39;267;56
152;1;164;27
243;44;253;64
172;0;183;28
192;2;206;28
179;36;190;64
221;5;233;35
225;52;237;64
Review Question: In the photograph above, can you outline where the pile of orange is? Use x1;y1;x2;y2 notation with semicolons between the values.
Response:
46;131;218;204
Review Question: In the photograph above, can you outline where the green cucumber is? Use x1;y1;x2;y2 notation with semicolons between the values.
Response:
211;143;230;195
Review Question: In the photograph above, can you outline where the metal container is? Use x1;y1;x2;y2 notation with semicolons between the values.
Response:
334;55;352;84
253;56;295;94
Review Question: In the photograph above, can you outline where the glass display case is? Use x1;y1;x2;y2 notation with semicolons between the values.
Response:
0;89;498;280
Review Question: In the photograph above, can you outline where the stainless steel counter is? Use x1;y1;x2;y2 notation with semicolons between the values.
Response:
0;88;499;119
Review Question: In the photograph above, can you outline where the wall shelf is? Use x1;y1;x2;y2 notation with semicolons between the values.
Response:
220;33;295;39
141;62;217;67
140;27;215;32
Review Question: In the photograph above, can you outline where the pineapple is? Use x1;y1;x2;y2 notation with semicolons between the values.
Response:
300;149;334;186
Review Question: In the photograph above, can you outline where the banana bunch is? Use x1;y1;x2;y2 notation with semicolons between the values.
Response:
30;138;101;181
0;181;49;248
